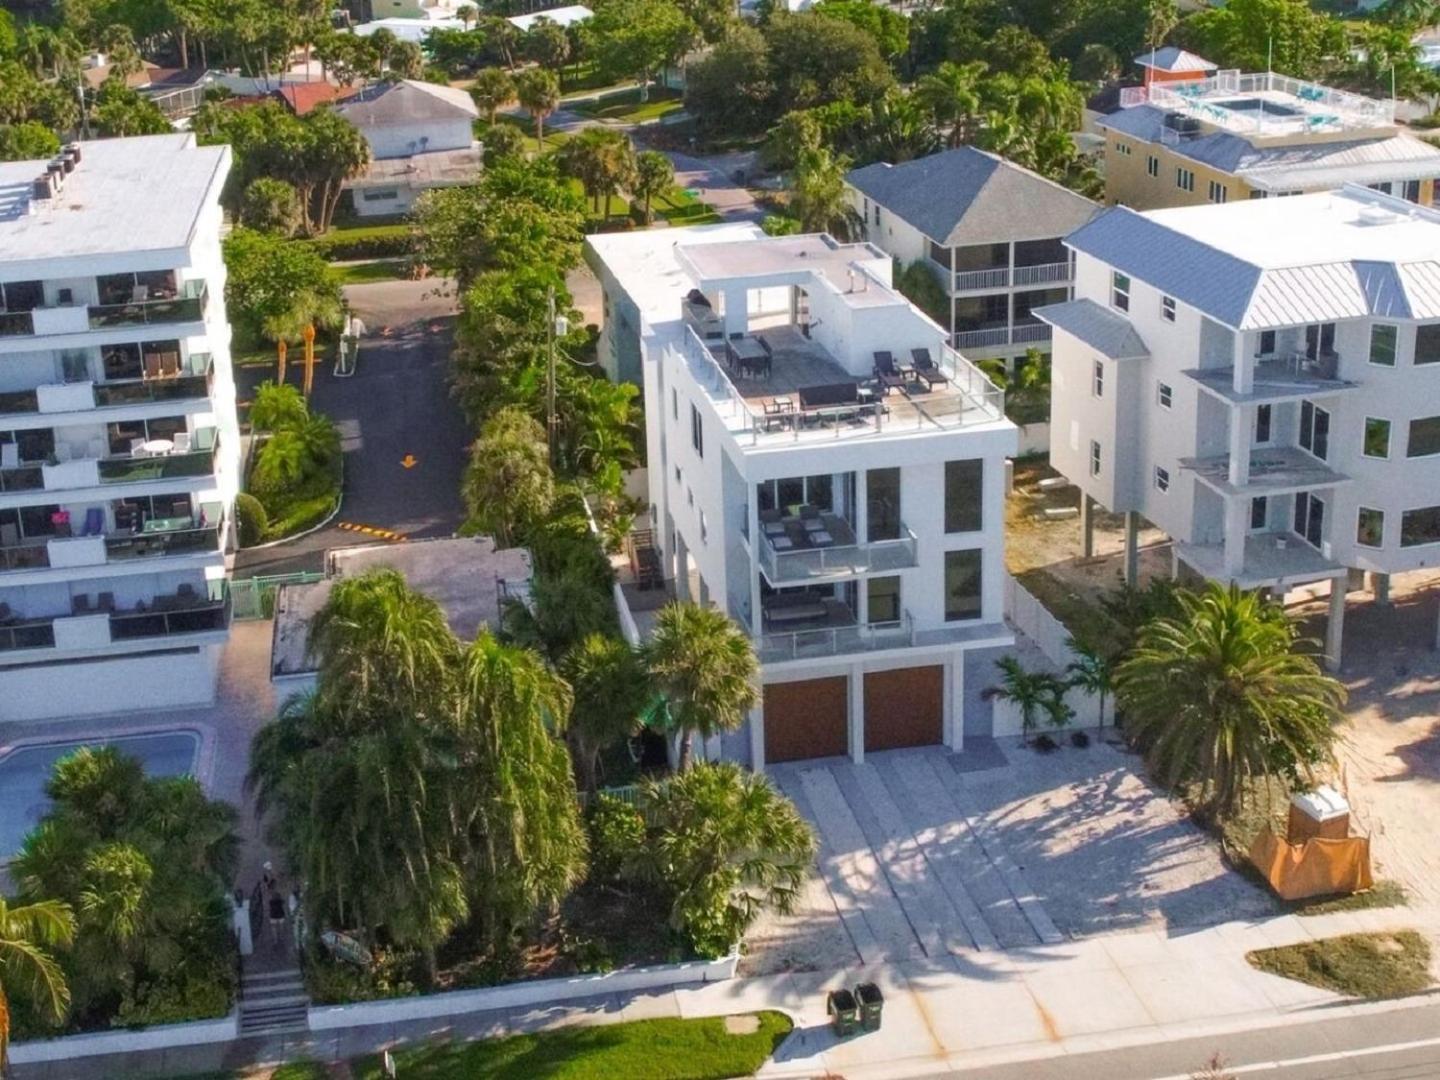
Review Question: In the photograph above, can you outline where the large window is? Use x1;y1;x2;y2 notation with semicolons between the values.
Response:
690;404;703;458
0;281;42;312
1407;416;1440;457
1111;272;1130;312
944;549;982;622
1357;507;1384;548
1255;403;1272;444
868;576;901;624
1294;492;1325;548
1364;417;1391;458
1089;439;1101;477
1157;381;1173;409
1369;324;1397;367
866;467;900;543
1251;496;1268;530
1401;505;1440;547
1304;323;1336;360
944;459;983;534
1299;400;1330;460
1416;324;1440;365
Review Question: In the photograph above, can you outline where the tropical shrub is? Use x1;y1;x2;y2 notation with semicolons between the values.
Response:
234;492;268;548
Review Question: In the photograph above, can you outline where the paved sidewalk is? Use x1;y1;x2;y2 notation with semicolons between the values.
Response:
18;905;1438;1079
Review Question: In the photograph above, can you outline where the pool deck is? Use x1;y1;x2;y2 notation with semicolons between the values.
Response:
0;620;280;894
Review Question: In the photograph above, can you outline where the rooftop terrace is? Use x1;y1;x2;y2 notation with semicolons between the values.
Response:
1119;70;1396;141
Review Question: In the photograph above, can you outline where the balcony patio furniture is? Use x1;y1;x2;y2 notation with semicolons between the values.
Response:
811;530;834;546
171;431;192;454
83;508;104;536
129;438;147;457
140;438;174;456
798;382;859;410
762;594;830;627
177;583;197;602
770;534;794;551
911;349;949;389
72;594;91;615
96;592;114;612
872;352;905;395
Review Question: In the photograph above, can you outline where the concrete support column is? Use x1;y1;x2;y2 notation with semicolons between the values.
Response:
1123;511;1140;587
1222;499;1249;579
675;535;691;603
1080;494;1095;559
722;286;747;337
748;704;765;773
847;664;865;764
946;655;966;752
1228;404;1251;488
1371;572;1391;607
1325;580;1346;673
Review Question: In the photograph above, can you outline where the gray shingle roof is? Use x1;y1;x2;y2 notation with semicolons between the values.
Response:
1032;299;1149;359
336;79;477;128
845;147;1097;247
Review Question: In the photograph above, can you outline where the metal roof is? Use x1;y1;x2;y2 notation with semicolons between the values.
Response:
845;147;1097;247
336;79;477;129
1065;190;1440;329
1032;299;1150;359
1133;46;1216;73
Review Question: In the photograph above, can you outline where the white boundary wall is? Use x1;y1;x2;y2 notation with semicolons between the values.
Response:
9;1015;237;1064
310;952;739;1030
1002;574;1107;729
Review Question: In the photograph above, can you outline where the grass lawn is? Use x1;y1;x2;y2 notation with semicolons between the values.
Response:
497;114;572;155
654;185;723;226
350;1012;793;1080
321;218;409;240
572;86;683;124
1248;931;1432;999
333;259;409;285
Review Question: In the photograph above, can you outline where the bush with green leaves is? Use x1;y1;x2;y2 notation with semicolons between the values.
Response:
244;382;342;542
586;794;647;883
234;492;268;548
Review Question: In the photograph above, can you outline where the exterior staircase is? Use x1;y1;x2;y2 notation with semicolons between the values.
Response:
238;966;310;1037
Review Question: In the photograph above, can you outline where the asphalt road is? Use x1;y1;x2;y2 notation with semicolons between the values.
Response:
233;280;470;578
944;997;1440;1080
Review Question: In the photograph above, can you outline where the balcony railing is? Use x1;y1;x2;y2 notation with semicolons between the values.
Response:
0;540;50;570
758;522;919;583
0;619;57;651
953;267;1011;292
952;323;1053;350
1012;322;1054;344
0;390;39;414
0;311;36;337
109;594;230;641
104;519;224;561
0;465;44;492
88;283;207;330
1012;262;1072;287
759;609;915;662
97;441;217;485
94;358;213;407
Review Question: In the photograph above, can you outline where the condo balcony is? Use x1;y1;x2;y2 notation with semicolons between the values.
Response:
0;579;230;654
1181;445;1350;498
1185;351;1357;406
0;355;214;420
0;427;219;497
753;505;918;583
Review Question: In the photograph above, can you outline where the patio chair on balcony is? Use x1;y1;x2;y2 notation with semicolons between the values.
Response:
129;438;147;457
911;349;949;389
171;431;192;454
72;594;91;615
872;352;905;396
96;592;114;613
83;507;104;536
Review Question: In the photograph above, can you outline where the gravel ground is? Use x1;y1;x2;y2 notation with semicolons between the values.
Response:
961;740;1281;938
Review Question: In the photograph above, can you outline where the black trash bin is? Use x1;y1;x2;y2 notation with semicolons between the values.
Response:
855;981;884;1031
826;987;859;1037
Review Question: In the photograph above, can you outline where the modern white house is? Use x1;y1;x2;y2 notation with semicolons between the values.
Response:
1039;184;1440;668
334;79;481;216
0;133;242;721
587;226;1018;767
844;147;1099;370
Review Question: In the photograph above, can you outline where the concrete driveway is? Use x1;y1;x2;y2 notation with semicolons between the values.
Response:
234;279;470;577
743;742;1277;976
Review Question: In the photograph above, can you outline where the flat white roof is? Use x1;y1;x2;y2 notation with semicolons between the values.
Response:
1147;187;1440;269
0;134;228;270
585;222;765;328
677;234;897;309
508;5;592;30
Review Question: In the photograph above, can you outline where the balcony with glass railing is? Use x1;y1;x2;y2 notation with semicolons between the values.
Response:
109;591;230;641
752;595;916;662
756;510;918;583
88;281;208;330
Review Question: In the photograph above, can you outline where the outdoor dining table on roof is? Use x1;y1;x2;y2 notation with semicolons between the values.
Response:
726;335;771;378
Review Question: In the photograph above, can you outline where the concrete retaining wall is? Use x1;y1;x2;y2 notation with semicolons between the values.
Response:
8;1014;237;1064
309;951;740;1030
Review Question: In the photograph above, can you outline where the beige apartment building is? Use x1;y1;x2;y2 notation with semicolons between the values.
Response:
1097;68;1440;210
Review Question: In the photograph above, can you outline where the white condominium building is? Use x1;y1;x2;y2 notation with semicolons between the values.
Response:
587;226;1017;767
0;133;241;721
1039;184;1440;667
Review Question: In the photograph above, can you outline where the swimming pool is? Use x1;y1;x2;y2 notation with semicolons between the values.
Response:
0;730;200;860
1214;97;1303;119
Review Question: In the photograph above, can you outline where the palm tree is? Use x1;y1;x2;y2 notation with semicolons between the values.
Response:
790;147;862;240
261;286;342;389
645;603;758;771
631;151;674;225
0;896;74;1069
452;632;587;949
558;129;636;220
462;407;556;547
1065;639;1114;728
636;763;816;957
501;569;616;664
470;67;516;125
915;61;986;148
1113;583;1346;818
515;68;560;151
984;656;1072;745
248;380;309;433
561;633;651;791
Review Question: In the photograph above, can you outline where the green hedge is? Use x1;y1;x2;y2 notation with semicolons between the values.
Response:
262;489;338;542
306;227;412;261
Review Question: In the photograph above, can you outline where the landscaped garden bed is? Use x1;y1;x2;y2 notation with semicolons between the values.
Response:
1248;930;1431;999
239;382;342;546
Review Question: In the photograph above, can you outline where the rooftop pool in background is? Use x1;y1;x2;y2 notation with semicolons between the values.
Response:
0;730;200;860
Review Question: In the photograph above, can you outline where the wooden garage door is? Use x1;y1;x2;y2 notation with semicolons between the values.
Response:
764;676;848;763
864;665;943;752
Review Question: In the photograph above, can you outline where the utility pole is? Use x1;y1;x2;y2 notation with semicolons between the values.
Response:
547;286;557;467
